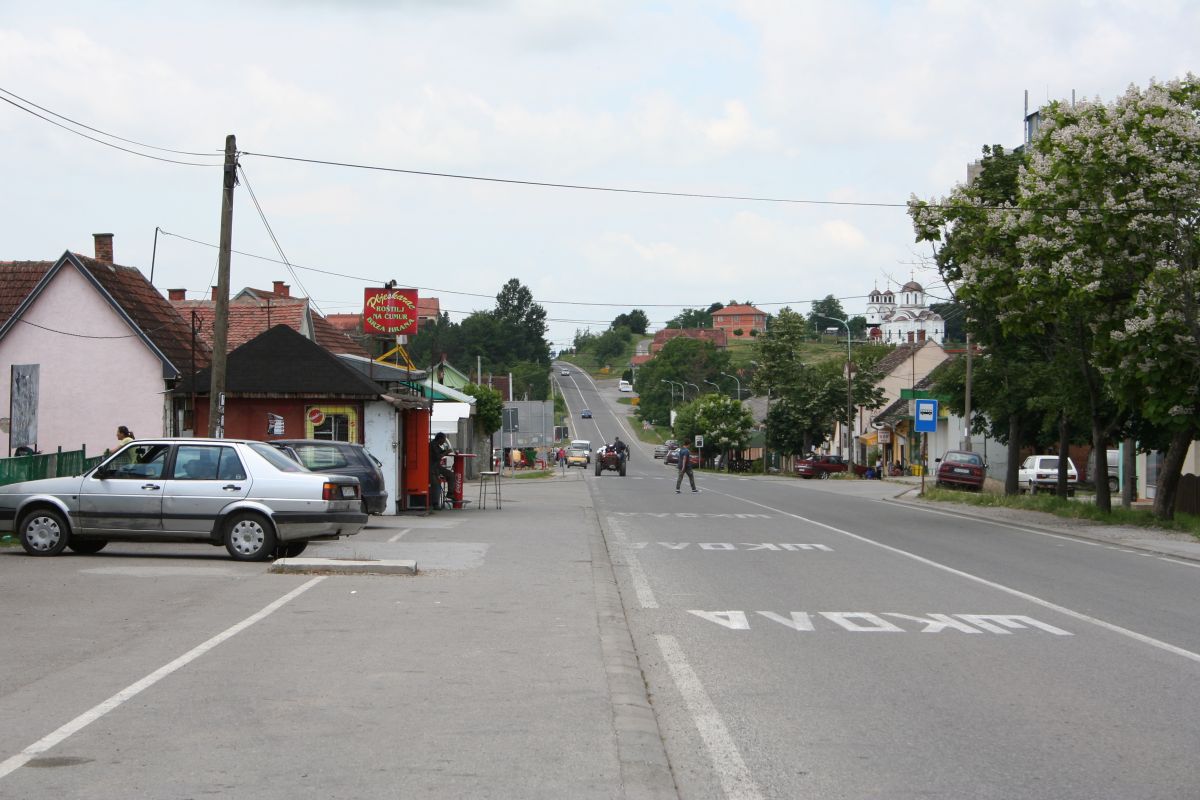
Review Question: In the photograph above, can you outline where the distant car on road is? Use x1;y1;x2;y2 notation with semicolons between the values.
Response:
566;440;592;468
934;449;986;491
0;439;366;561
618;380;632;392
795;454;867;479
664;447;699;467
1018;455;1078;495
581;409;592;418
560;368;571;376
653;443;671;459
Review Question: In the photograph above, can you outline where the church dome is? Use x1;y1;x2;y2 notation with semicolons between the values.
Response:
901;280;923;293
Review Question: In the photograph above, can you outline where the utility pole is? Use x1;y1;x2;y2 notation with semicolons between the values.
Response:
208;134;236;437
962;330;973;451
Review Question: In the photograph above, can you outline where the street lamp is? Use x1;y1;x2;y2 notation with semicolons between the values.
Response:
660;379;681;406
686;382;700;400
704;379;721;394
720;372;742;401
816;314;854;472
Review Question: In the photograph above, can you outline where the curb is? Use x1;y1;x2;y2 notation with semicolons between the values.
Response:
269;557;418;575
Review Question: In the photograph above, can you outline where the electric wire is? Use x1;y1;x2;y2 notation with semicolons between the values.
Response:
0;86;222;158
235;164;321;314
0;94;219;167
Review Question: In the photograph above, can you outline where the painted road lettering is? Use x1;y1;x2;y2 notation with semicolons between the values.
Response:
625;542;832;551
687;610;1072;635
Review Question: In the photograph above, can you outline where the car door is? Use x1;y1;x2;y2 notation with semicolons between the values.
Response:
161;444;253;535
78;443;171;535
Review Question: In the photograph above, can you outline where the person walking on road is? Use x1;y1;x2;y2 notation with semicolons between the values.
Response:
675;443;697;493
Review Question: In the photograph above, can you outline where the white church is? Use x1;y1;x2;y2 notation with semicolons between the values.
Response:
865;281;945;345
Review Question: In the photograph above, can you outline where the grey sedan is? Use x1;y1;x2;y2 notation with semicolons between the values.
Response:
0;439;367;561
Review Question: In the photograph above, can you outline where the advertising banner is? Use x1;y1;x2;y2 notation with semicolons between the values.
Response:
364;288;419;335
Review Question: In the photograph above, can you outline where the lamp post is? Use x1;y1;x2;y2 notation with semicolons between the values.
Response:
817;314;854;472
704;379;721;394
660;379;680;406
720;372;742;401
686;382;700;401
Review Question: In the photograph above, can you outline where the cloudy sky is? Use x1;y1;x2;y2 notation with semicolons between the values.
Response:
3;0;1198;351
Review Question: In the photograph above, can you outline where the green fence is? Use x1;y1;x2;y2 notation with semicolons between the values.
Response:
0;447;106;487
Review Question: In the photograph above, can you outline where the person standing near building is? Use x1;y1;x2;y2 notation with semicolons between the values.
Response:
675;443;697;494
428;432;454;510
117;426;134;446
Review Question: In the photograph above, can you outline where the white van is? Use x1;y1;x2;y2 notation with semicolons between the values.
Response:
618;380;632;392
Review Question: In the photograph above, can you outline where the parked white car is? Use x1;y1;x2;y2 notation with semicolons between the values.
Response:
1018;455;1078;495
618;380;632;392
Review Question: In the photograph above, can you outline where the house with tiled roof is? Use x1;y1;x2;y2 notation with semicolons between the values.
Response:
711;304;767;339
844;339;950;468
0;234;209;455
167;279;370;358
649;327;728;354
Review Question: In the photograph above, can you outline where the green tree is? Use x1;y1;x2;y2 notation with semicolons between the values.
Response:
462;383;503;436
592;326;632;363
634;337;732;427
612;310;649;335
672;394;754;464
492;278;550;367
808;295;848;332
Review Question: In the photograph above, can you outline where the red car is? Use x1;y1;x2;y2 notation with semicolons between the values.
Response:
665;447;700;467
934;450;986;491
795;454;868;479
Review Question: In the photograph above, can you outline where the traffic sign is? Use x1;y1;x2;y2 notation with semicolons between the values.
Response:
695;435;704;448
914;399;938;432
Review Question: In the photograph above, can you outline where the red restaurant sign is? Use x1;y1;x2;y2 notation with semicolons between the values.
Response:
363;288;418;335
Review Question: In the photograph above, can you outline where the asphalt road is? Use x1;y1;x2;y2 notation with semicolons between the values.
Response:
1;368;1196;799
567;369;1200;799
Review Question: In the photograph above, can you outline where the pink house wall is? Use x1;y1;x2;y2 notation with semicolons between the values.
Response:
0;266;168;456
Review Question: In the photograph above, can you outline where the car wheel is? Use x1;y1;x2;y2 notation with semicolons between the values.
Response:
1108;476;1119;493
619;462;626;477
18;507;70;556
594;462;602;476
274;541;308;559
1028;481;1037;496
223;512;277;561
68;539;108;555
818;471;831;480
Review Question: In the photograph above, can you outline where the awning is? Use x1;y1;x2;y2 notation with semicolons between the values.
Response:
380;393;431;410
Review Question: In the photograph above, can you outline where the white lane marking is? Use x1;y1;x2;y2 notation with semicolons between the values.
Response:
607;516;658;609
709;488;1200;665
1159;557;1200;569
887;498;1200;568
0;577;326;781
387;528;412;543
657;635;763;800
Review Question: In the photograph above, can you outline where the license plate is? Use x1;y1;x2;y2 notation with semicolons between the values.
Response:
340;485;356;498
953;468;970;474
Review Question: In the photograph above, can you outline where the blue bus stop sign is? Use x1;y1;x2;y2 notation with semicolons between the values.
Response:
914;399;938;433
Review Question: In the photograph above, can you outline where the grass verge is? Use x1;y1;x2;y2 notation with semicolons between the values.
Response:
921;486;1200;537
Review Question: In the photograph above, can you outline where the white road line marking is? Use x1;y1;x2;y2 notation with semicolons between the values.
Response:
607;516;658;609
657;635;763;800
387;528;411;542
1159;557;1200;569
711;489;1200;664
0;577;326;781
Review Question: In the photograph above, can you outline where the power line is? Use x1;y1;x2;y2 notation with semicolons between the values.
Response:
158;230;873;310
236;164;320;315
0;93;219;168
0;86;222;158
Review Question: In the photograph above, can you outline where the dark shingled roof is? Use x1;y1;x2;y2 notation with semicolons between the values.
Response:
173;296;370;358
183;325;382;396
0;252;210;377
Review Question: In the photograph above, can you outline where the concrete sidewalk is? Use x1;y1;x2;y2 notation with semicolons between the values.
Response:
303;470;675;799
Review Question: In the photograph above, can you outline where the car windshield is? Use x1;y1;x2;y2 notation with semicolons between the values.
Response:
248;441;308;472
945;452;983;466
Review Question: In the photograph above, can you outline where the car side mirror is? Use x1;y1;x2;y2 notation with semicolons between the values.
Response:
935;458;942;463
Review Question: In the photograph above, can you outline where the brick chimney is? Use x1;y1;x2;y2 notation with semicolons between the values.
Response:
93;233;114;264
168;289;186;301
272;280;290;297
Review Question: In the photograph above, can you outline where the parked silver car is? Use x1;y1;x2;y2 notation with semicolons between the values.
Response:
0;439;367;561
